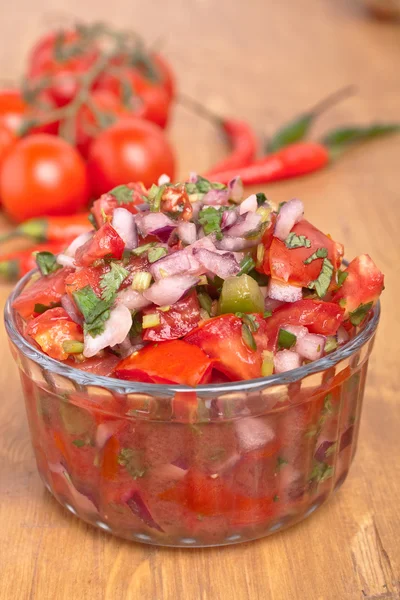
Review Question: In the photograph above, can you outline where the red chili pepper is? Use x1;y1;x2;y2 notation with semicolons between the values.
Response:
207;141;329;185
0;242;65;281
0;213;91;244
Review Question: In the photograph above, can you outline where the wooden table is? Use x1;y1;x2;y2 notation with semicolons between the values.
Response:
0;1;399;599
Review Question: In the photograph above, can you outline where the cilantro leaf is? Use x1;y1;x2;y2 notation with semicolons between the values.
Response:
256;192;268;206
276;456;288;471
132;242;156;256
349;301;373;326
148;247;167;263
100;262;129;303
35;251;61;276
198;206;224;240
72;286;112;338
147;184;165;212
303;247;328;265
307;258;334;298
117;448;146;479
310;461;334;483
195;175;213;194
337;270;348;287
285;232;311;249
109;184;134;205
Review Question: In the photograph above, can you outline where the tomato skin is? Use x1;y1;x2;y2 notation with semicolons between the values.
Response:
75;222;125;267
0;90;27;134
142;291;201;342
12;267;73;319
0;125;17;203
90;182;146;228
332;254;384;316
26;307;83;360
0;134;89;223
114;340;213;386
87;118;175;195
67;353;120;376
151;53;176;100
185;314;269;381
268;219;344;286
264;299;345;350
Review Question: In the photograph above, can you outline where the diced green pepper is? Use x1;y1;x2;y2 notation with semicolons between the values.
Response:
218;274;265;315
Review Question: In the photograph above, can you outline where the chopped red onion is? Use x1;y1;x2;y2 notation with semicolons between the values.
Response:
221;209;238;230
235;417;276;452
337;326;350;345
239;194;257;215
95;422;120;449
314;440;336;463
274;349;302;373
135;203;149;212
143;274;199;306
116;288;151;311
189;172;198;183
111;336;135;358
282;324;308;339
225;212;262;237
215;236;260;251
112;207;138;250
152;225;175;243
268;279;302;302
126;491;164;532
61;294;83;325
191;200;204;220
340;426;354;451
228;176;243;203
177;221;197;245
274;198;304;241
158;173;170;185
83;305;132;358
264;297;285;312
202;188;229;205
135;212;175;237
296;333;325;361
149;250;192;280
64;231;93;257
57;253;76;268
192;248;240;279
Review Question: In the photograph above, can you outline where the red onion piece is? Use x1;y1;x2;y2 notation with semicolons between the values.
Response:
95;423;120;449
221;209;238;230
215;236;260;251
340;426;354;451
111;336;135;359
83;304;132;358
268;279;302;302
191;200;204;220
149;250;192;280
158;173;170;185
281;324;308;340
274;198;304;241
112;207;138;250
337;326;350;345
235;417;276;452
228;176;243;203
192;248;240;279
274;349;302;373
57;254;76;268
295;333;325;361
64;231;93;257
126;491;164;532
61;294;83;325
189;172;198;183
143;274;199;306
116;288;151;310
264;297;285;312
225;212;262;237
135;212;175;237
152;225;176;243
239;194;257;215
202;188;229;205
314;440;336;463
177;221;197;245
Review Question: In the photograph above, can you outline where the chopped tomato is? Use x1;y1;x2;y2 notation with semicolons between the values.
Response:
75;222;125;267
66;353;120;376
91;182;146;228
143;291;201;342
257;214;277;275
264;299;344;350
114;340;213;386
121;254;150;289
26;307;83;360
268;219;344;286
332;254;384;316
12;267;73;319
184;314;269;381
65;264;109;298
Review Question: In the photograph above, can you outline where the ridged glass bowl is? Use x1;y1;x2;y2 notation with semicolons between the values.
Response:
4;271;380;547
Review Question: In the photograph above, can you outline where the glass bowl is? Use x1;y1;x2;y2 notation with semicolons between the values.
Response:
4;271;381;547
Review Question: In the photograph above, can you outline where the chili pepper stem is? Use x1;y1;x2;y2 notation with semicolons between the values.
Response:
308;84;357;118
178;93;222;127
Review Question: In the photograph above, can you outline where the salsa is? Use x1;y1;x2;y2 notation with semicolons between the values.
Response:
10;173;384;545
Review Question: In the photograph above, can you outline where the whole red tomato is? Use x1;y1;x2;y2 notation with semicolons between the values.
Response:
87;117;175;195
0;89;58;136
0;134;89;222
151;53;176;100
0;124;17;165
95;68;170;129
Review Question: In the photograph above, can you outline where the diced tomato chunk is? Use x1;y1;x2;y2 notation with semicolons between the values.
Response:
332;254;384;316
26;307;83;360
67;353;120;376
143;291;201;342
12;267;73;319
75;222;125;267
185;314;269;381
65;264;109;298
268;219;343;286
91;183;147;228
264;299;344;350
114;340;213;386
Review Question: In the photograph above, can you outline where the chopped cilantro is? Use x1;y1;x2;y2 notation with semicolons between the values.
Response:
349;301;373;326
276;456;288;470
256;192;268;206
73;286;112;338
132;242;156;256
310;461;334;483
307;257;334;298
195;175;213;194
72;439;86;448
285;232;311;249
248;270;269;286
100;262;129;302
35;251;61;276
198;206;224;240
303;247;328;265
148;246;167;263
34;302;60;314
109;184;133;204
147;183;165;212
278;328;297;349
263;310;272;318
325;442;337;457
238;255;256;276
197;291;212;314
273;494;280;502
236;313;260;333
337;270;348;288
117;448;146;479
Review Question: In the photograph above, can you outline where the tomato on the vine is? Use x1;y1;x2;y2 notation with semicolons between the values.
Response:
0;134;89;222
0;88;58;136
151;53;176;100
0;124;17;166
87;117;175;195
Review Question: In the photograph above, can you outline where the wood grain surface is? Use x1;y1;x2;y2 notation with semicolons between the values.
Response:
0;1;399;599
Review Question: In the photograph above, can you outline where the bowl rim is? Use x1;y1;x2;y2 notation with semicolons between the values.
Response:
4;269;381;396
